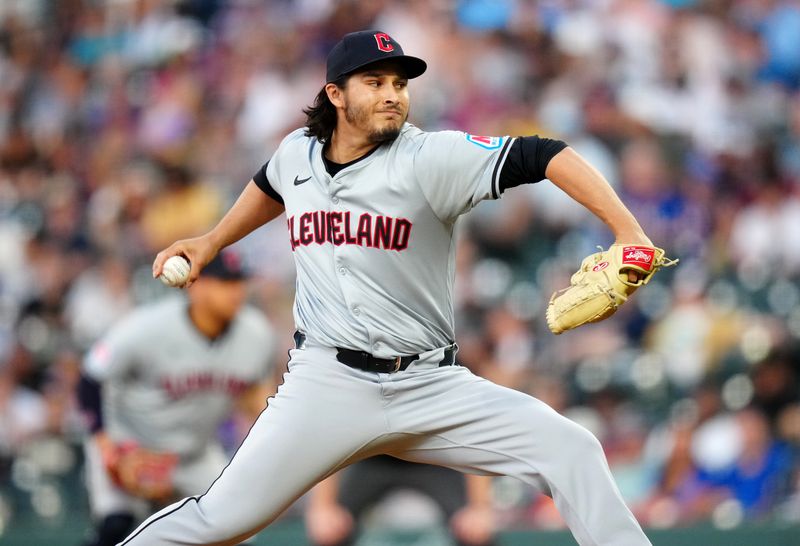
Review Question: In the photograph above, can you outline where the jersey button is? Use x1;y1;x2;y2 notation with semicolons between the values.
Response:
332;197;340;204
338;267;347;275
352;307;360;316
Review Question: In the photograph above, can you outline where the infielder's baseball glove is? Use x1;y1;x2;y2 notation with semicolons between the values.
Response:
105;442;179;501
546;244;677;335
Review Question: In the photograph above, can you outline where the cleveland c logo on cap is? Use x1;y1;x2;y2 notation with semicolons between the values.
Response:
221;249;242;272
374;32;394;52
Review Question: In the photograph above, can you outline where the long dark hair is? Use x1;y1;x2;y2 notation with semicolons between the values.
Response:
303;77;346;143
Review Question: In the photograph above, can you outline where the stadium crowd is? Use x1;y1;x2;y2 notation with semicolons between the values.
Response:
1;0;799;539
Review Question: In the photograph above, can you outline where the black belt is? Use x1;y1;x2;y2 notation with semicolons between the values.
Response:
293;332;456;374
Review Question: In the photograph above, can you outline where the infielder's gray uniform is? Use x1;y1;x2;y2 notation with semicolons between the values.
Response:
84;298;275;519
120;125;650;545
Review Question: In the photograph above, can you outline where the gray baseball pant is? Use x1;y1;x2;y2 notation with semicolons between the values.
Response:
118;343;651;546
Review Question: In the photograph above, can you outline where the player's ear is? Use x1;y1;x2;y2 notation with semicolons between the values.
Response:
325;82;345;108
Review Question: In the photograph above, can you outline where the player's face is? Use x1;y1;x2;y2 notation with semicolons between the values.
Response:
202;278;248;322
341;65;409;143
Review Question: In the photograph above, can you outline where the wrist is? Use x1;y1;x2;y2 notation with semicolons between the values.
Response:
608;214;649;246
613;231;651;246
205;231;226;255
94;431;113;451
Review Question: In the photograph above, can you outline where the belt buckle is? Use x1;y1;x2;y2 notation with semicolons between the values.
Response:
391;356;402;373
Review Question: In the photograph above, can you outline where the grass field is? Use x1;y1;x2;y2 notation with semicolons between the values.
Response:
3;514;800;546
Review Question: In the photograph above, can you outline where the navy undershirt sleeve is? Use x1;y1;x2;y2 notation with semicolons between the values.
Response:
77;374;104;433
498;136;568;194
252;161;284;205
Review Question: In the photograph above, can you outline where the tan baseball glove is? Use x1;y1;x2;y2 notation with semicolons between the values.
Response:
546;244;678;335
105;441;179;501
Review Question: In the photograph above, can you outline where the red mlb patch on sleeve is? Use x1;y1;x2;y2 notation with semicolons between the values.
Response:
465;134;504;150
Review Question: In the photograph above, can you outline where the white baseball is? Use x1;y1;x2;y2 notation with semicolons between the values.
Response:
160;255;191;287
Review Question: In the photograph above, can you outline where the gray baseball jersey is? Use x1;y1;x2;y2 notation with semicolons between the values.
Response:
266;123;514;357
84;297;275;457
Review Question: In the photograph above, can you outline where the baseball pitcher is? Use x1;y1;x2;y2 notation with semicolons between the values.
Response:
120;30;673;546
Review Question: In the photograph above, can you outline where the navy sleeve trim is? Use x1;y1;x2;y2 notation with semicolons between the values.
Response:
252;161;284;205
498;136;568;194
490;138;514;199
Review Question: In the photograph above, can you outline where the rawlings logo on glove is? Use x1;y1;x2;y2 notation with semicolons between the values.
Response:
622;247;656;270
546;244;677;335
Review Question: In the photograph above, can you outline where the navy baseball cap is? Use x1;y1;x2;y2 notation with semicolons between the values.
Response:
202;249;246;281
326;30;427;83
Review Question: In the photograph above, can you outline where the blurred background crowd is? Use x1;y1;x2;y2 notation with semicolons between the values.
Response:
1;0;800;542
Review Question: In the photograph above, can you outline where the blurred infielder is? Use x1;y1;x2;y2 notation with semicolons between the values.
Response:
306;455;496;546
78;250;276;546
123;30;664;545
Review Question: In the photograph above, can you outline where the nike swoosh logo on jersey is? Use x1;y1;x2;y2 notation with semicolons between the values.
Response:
293;175;312;186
